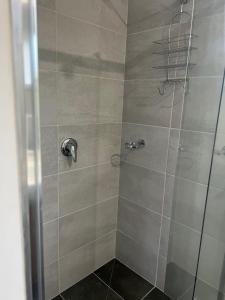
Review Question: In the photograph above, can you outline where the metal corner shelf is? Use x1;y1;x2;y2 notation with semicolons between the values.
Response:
152;34;198;45
152;63;196;70
152;46;197;55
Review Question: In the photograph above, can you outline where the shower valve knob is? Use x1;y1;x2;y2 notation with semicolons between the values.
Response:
61;138;78;162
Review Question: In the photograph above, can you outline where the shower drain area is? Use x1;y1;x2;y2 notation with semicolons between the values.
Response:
52;259;171;300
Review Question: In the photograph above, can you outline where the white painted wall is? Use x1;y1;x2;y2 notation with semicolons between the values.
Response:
0;1;27;299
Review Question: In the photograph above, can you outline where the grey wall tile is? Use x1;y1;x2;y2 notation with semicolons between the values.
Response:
42;175;58;223
37;0;56;10
167;129;214;184
117;198;161;252
167;222;201;275
120;162;165;214
198;234;225;292
58;123;122;172
59;197;117;256
164;175;207;231
59;163;119;216
39;71;57;126
59;232;116;291
210;133;225;189
116;231;157;283
56;0;128;35
57;72;124;125
37;7;56;71
57;15;126;79
164;262;195;300
156;256;167;291
44;261;59;300
43;220;58;266
194;0;225;19
204;186;225;243
121;123;169;173
159;217;172;259
123;79;173;127
127;0;181;34
41;126;58;176
172;77;222;132
193;279;224;300
190;13;225;77
126;26;169;79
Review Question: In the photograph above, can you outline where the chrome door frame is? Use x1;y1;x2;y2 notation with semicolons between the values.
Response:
10;0;44;299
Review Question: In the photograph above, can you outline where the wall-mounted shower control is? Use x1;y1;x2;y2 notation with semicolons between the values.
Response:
125;139;145;151
61;138;78;162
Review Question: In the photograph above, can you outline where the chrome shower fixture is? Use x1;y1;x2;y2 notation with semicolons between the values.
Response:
180;0;188;4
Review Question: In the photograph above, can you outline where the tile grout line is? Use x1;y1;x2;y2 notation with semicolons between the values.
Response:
140;287;155;300
38;5;127;37
93;273;125;300
154;13;177;288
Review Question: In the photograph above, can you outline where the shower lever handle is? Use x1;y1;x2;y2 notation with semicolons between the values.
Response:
61;138;78;162
70;144;77;162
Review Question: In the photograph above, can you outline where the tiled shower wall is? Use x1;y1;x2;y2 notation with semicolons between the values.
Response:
38;0;225;299
38;0;128;299
117;0;225;298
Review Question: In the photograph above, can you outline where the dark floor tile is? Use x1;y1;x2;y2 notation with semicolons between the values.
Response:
107;289;124;300
61;273;108;300
96;259;153;300
95;259;116;285
143;288;172;300
51;296;63;300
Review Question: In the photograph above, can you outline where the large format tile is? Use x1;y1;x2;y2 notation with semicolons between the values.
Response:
126;26;169;79
116;231;157;285
172;77;222;132
118;198;161;252
95;259;153;300
194;0;225;19
43;220;58;267
120;162;165;214
203;186;225;242
37;7;56;71
193;279;225;300
37;0;56;10
61;273;108;300
59;232;116;291
59;197;117;256
144;288;171;300
210;133;225;189
39;71;57;126
44;261;59;300
198;234;225;292
57;15;126;79
56;0;128;35
121;123;169;173
164;174;207;231
58;124;122;172
167;129;214;184
41;126;58;176
127;0;183;34
190;13;225;77
59;163;119;216
164;263;195;300
123;79;173;127
167;222;201;276
57;72;124;125
42;175;58;223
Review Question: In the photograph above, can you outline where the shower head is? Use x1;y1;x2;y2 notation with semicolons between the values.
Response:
180;0;188;4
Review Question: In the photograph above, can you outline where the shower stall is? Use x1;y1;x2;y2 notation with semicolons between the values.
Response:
11;0;225;299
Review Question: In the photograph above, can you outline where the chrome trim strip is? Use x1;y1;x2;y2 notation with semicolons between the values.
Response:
10;1;44;299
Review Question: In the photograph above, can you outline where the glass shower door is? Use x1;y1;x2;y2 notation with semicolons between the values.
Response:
193;72;225;300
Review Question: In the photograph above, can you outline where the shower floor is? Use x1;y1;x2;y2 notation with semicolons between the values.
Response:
53;259;171;300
